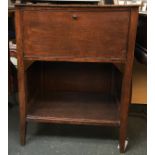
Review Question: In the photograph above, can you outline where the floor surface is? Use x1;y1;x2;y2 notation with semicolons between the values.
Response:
8;105;146;155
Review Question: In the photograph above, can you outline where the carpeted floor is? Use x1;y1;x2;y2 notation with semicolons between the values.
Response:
8;105;146;155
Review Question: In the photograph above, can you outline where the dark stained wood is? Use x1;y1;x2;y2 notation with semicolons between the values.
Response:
24;56;125;63
15;8;27;145
25;62;121;125
38;62;114;93
26;61;41;103
25;61;121;111
119;7;139;153
24;60;35;70
22;9;129;61
27;92;120;126
15;4;139;153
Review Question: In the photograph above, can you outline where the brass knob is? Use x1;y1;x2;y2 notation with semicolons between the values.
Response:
72;14;78;20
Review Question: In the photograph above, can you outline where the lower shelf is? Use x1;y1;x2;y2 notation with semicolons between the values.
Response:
27;92;120;126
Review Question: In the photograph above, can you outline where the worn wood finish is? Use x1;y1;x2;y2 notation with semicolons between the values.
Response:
119;8;138;153
22;10;129;61
16;4;139;153
26;61;41;102
16;8;27;145
27;92;120;126
40;62;114;92
24;61;35;70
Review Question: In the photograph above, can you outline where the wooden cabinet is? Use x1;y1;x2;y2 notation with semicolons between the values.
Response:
15;3;139;153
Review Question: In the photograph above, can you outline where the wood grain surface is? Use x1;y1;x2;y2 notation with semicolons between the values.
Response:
23;9;130;61
16;4;139;152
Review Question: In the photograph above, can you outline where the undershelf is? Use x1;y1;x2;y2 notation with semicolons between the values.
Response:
27;92;120;126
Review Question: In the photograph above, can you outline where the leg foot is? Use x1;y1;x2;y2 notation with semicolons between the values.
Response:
119;120;128;153
118;138;128;153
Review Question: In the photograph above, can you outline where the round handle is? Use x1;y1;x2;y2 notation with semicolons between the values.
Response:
72;14;78;20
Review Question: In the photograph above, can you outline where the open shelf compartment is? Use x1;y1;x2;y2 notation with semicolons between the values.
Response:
26;61;122;126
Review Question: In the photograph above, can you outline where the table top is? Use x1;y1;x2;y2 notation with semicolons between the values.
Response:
15;3;139;8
